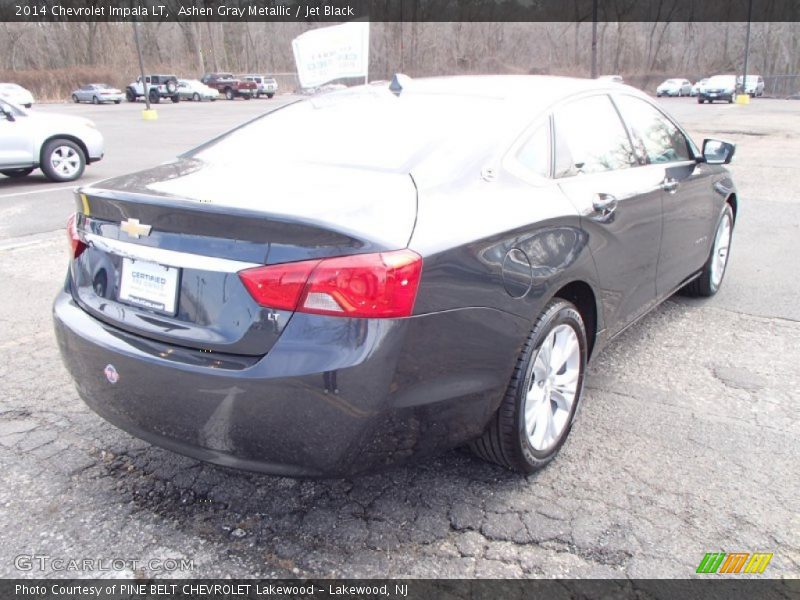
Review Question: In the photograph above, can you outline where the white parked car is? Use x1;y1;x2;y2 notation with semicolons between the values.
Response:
71;83;125;105
656;78;692;97
0;83;35;108
737;74;765;97
0;99;104;182
176;79;219;102
691;78;709;96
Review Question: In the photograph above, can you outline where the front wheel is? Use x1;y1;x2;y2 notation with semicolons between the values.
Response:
225;88;234;100
192;92;200;102
40;139;86;182
470;298;587;473
682;204;734;297
267;93;274;99
92;96;99;105
126;88;136;102
1;168;34;178
72;94;80;103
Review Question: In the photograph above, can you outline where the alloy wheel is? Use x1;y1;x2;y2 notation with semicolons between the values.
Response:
49;146;81;179
524;323;581;451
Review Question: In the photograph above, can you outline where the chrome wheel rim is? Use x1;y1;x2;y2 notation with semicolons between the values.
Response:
50;146;80;178
710;213;732;288
524;324;581;452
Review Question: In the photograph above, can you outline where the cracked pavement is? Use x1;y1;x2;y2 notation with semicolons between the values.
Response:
0;98;798;579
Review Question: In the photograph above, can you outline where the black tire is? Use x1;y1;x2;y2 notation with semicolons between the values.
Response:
470;298;588;474
171;95;180;103
192;92;200;102
225;88;234;100
698;97;704;104
93;96;100;105
1;168;34;178
682;204;734;297
114;100;121;104
126;88;136;102
149;89;160;104
267;93;274;99
40;139;86;182
72;94;80;104
256;91;261;99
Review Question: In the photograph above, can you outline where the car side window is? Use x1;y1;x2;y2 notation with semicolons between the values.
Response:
614;95;692;164
552;95;637;177
515;122;550;178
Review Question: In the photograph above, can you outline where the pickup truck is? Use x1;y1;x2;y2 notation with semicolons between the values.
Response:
125;75;180;104
200;73;257;100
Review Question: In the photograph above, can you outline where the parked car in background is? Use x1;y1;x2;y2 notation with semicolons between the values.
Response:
176;79;219;102
54;76;738;477
691;78;709;96
597;75;624;84
200;73;257;100
71;83;124;105
737;74;765;97
0;98;103;182
242;74;278;98
698;75;737;103
126;75;180;104
656;78;692;97
0;83;34;108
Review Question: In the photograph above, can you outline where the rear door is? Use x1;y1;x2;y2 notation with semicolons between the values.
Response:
612;94;716;297
554;94;664;336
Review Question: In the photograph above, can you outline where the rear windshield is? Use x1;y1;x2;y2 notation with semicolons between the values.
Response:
191;89;506;171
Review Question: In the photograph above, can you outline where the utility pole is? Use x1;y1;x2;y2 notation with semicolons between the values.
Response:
591;0;598;78
133;20;152;114
741;0;753;98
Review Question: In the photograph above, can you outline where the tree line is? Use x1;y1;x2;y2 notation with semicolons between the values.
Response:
1;21;798;99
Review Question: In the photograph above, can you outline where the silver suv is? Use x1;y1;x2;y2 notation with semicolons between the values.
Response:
242;74;278;99
0;99;104;182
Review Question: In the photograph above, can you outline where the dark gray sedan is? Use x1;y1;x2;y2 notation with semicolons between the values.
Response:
53;76;737;477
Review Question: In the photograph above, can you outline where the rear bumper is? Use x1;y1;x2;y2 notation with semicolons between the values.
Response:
53;288;525;477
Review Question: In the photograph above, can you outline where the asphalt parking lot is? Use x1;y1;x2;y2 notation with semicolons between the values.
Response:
0;95;798;579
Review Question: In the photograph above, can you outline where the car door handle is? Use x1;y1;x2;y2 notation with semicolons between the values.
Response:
662;178;680;193
592;193;618;218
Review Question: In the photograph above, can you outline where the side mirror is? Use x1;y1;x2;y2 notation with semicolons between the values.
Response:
701;139;735;165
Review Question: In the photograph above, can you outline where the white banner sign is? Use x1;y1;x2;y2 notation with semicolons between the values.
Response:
292;22;369;88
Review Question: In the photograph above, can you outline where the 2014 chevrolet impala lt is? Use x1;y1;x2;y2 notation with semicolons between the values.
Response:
53;76;737;477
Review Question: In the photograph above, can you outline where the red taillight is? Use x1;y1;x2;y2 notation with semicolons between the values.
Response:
238;249;423;318
66;213;87;259
238;259;319;311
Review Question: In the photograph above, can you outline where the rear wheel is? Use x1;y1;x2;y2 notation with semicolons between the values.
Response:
171;95;180;103
149;89;160;104
682;204;734;297
192;92;200;102
126;88;136;102
92;95;99;105
698;97;704;104
1;168;34;178
267;93;274;99
225;88;234;100
40;139;86;182
470;298;587;473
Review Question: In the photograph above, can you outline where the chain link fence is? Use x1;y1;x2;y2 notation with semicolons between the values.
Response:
763;75;800;99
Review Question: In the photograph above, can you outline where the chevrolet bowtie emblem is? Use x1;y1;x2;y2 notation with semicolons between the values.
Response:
120;218;152;239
